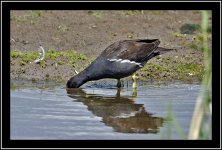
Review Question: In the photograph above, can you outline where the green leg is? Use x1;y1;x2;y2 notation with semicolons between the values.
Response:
132;73;138;97
117;79;121;88
132;73;138;89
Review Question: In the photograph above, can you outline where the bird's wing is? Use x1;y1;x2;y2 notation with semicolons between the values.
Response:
100;39;160;63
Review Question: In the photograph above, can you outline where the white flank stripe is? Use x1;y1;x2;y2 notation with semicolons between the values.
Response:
130;61;136;64
108;59;117;61
120;60;131;63
107;59;143;68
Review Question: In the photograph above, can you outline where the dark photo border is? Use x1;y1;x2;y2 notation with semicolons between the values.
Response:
1;1;221;149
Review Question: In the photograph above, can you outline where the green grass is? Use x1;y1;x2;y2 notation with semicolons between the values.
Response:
172;32;185;38
45;49;63;60
161;101;186;139
57;61;64;65
19;60;26;66
118;10;143;16
187;43;199;51
11;10;44;23
117;10;163;16
138;63;170;80
10;49;88;66
11;50;40;63
136;60;204;82
186;34;211;52
40;60;47;68
10;83;17;90
65;49;78;64
78;53;87;60
188;10;212;140
157;10;211;140
89;11;104;18
176;63;204;76
175;63;204;82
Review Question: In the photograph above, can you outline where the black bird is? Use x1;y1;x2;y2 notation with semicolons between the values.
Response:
66;39;172;88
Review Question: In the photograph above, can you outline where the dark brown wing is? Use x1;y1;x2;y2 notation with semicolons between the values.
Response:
100;39;160;62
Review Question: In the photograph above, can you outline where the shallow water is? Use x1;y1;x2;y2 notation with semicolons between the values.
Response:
11;80;201;140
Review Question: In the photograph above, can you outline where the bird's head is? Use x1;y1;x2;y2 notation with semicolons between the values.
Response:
66;69;84;89
66;77;81;88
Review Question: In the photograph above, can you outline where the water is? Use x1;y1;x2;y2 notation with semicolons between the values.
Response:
10;80;201;140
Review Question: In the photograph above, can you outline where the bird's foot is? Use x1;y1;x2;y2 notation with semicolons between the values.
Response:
132;73;139;81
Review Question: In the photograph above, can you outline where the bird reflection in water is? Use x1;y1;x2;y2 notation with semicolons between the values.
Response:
66;88;164;134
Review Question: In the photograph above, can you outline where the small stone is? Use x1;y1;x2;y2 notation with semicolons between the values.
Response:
112;33;117;36
127;33;134;39
21;40;29;45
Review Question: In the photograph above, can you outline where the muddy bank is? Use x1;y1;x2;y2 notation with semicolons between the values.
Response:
10;10;211;84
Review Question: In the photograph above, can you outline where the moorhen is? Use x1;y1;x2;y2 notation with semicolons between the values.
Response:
66;39;172;89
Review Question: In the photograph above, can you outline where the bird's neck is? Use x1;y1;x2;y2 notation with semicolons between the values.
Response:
70;61;99;87
72;69;91;88
68;58;105;88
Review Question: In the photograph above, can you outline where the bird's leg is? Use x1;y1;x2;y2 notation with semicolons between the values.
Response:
132;73;138;97
132;73;138;89
116;88;121;97
117;79;121;88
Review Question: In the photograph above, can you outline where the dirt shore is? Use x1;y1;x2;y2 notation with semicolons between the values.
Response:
10;10;211;84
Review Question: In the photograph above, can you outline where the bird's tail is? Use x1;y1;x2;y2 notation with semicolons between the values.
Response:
154;47;174;55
